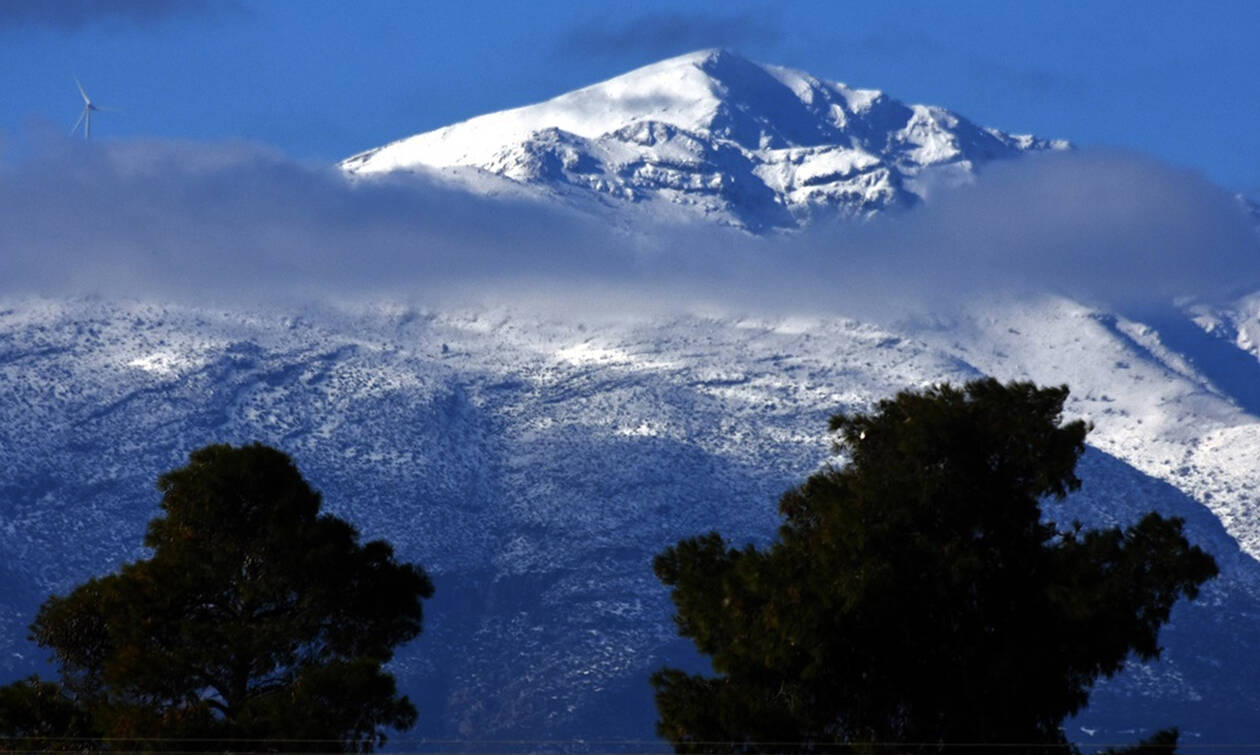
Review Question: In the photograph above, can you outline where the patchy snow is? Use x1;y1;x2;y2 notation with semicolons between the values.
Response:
1;47;1253;750
3;293;1260;744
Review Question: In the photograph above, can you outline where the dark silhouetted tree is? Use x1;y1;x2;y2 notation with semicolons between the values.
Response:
0;443;434;753
0;676;93;751
653;379;1217;754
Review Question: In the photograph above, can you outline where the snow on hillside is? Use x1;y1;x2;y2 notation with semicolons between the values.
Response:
341;50;1067;230
3;295;1260;744
3;48;1259;750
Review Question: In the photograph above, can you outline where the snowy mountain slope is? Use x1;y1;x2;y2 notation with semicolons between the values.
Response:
341;50;1066;230
4;48;1259;751
3;296;1260;745
906;299;1260;555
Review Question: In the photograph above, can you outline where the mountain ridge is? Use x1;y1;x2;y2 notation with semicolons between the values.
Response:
5;49;1260;749
4;295;1260;744
341;49;1068;230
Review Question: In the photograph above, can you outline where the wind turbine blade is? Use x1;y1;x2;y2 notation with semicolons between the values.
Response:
74;76;90;105
70;109;85;136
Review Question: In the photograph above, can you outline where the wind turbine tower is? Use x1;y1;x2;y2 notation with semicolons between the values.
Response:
71;77;103;139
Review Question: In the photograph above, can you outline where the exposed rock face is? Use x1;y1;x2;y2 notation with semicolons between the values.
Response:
342;50;1066;230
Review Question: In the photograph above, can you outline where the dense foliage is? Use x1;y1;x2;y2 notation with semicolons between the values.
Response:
0;443;433;752
653;379;1218;753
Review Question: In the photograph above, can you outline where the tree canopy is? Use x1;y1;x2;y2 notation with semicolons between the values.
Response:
652;379;1218;753
0;443;434;753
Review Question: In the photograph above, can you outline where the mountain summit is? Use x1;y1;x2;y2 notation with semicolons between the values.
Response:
341;49;1068;230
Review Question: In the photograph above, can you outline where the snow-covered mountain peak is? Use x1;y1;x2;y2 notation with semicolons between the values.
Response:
341;50;1068;230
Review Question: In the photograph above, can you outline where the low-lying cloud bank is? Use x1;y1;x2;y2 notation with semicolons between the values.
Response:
1;135;1256;317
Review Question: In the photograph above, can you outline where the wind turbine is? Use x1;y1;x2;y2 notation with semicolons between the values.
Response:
70;77;112;139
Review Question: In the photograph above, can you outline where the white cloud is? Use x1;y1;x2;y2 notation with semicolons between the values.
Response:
1;136;1255;317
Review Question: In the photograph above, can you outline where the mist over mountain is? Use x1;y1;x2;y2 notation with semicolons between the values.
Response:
3;50;1260;747
2;138;1253;313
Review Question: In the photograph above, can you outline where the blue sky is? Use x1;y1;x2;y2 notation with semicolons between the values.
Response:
1;0;1258;197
